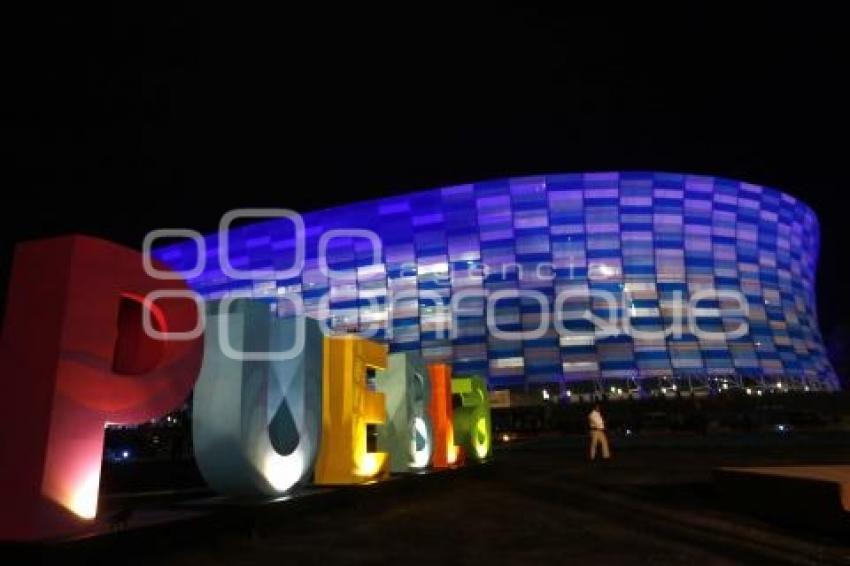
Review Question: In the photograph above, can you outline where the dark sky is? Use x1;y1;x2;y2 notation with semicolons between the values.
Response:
2;4;849;337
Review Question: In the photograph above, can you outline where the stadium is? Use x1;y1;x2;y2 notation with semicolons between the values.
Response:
156;171;838;398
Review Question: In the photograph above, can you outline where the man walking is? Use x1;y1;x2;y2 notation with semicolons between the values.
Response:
588;403;611;461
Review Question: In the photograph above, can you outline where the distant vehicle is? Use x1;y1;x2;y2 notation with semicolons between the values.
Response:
105;448;132;463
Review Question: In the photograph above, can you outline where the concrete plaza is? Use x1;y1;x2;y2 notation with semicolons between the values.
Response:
117;432;850;565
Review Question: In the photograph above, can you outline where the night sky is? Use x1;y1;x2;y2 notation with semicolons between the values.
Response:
2;5;849;345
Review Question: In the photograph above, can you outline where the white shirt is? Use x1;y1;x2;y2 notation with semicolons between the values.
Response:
588;409;605;430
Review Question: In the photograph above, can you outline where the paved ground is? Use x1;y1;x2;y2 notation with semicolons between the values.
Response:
132;432;850;565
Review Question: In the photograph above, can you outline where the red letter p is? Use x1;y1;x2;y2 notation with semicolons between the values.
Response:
0;236;203;540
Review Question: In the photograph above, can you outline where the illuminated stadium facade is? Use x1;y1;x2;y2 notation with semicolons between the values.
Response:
156;172;838;397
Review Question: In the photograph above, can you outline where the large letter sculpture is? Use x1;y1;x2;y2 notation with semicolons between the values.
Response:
0;236;203;540
192;300;322;495
376;353;433;472
427;363;458;468
451;376;492;462
314;335;388;484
